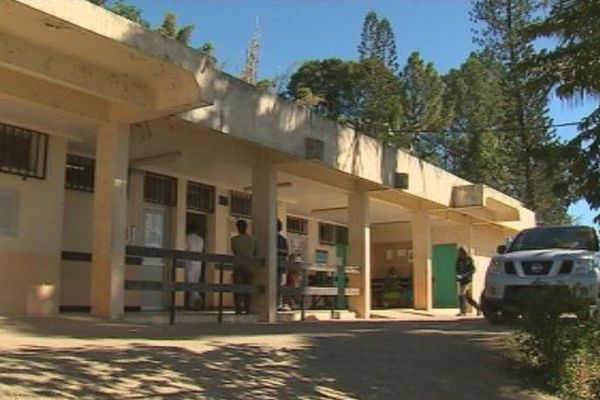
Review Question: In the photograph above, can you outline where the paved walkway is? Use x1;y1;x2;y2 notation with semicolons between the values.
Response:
0;315;554;399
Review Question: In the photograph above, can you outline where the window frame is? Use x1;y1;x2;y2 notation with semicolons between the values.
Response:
65;154;95;192
143;172;177;207
187;181;215;214
0;122;48;180
230;190;252;218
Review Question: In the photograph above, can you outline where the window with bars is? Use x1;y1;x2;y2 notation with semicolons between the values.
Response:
144;172;177;206
187;181;215;213
230;190;252;218
65;154;95;192
318;223;348;245
287;216;308;235
319;223;336;245
0;122;48;179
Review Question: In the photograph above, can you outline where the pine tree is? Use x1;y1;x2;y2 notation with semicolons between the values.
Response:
526;0;600;221
395;52;448;159
472;0;570;225
357;12;399;73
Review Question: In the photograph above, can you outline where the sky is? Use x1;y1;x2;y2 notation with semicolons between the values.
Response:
126;0;598;226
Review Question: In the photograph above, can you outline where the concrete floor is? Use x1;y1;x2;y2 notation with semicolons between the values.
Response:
0;314;554;400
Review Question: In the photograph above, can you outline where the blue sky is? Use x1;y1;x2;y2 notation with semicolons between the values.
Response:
126;0;597;225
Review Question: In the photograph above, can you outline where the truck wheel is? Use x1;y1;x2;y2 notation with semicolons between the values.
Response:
483;308;504;325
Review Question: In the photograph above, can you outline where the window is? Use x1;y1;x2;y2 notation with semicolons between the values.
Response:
187;181;215;213
0;122;48;179
319;223;348;245
335;225;349;244
319;223;336;245
65;154;95;192
144;173;177;206
230;190;252;218
287;216;308;235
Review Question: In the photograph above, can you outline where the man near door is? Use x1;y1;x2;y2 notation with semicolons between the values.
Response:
185;221;204;310
231;219;256;314
455;247;481;316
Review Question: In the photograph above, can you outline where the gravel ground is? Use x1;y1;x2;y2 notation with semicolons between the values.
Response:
0;315;555;400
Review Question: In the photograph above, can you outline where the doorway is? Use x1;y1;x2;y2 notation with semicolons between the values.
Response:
185;212;208;308
432;243;459;308
140;206;169;310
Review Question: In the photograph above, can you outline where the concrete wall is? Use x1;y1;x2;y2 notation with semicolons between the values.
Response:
0;133;67;314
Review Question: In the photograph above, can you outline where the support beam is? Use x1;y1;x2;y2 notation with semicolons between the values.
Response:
412;210;432;311
91;123;130;319
347;192;371;318
251;160;278;322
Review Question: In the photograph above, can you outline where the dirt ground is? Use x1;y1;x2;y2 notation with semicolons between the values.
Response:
0;315;555;400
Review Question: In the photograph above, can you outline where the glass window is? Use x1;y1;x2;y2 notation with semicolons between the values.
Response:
65;154;95;192
509;227;598;252
230;191;252;218
144;173;177;206
287;216;308;235
187;181;215;213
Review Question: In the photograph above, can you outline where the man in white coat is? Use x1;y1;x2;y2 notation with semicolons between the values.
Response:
185;222;204;310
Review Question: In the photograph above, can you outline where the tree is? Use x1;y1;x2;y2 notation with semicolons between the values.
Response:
155;12;195;45
357;11;399;72
472;0;570;225
526;0;600;221
286;58;401;141
395;52;448;158
443;53;513;189
240;24;261;84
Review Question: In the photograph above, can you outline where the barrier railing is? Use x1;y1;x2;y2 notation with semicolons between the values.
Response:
124;246;265;324
280;261;361;320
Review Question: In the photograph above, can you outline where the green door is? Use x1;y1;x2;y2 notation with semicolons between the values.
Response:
432;244;458;308
336;244;348;309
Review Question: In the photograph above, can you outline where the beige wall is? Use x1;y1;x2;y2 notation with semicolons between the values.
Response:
0;134;67;314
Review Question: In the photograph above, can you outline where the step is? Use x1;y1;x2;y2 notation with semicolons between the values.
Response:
123;310;258;325
277;309;357;322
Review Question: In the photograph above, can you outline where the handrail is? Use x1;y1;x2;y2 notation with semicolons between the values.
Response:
126;246;264;267
281;260;360;274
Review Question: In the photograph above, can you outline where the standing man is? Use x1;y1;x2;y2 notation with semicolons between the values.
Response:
231;219;256;314
455;247;481;316
277;219;291;311
185;221;204;310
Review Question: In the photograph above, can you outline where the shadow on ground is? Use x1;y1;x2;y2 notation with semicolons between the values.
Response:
0;318;547;399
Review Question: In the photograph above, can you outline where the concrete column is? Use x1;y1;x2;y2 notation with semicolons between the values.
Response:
208;187;231;307
412;210;432;311
91;122;130;319
347;192;371;318
251;161;278;322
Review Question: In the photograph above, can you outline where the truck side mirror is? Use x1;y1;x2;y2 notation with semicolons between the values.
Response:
497;245;507;254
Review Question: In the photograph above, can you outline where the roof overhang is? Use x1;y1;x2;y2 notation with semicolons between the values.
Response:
451;184;521;222
0;0;213;136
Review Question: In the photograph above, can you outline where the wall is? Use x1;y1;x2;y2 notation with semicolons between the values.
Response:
0;133;67;314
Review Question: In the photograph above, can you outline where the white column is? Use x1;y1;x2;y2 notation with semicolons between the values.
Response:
347;192;371;318
251;161;278;322
174;178;188;250
91;122;130;319
412;210;432;311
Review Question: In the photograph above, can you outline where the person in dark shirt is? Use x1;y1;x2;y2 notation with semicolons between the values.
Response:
455;247;481;316
277;219;291;311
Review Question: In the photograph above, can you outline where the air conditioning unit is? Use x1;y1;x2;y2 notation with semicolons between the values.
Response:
393;173;409;189
305;138;325;161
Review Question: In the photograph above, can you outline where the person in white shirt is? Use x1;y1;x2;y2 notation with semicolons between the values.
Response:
185;222;204;310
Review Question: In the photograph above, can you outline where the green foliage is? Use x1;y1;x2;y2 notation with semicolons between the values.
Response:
357;11;399;72
155;12;195;45
471;0;571;225
526;0;600;222
85;0;148;27
396;52;448;158
509;286;600;399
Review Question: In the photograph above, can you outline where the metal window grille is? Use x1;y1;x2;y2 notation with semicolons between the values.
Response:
0;122;48;179
144;172;177;206
230;190;252;218
319;223;336;245
65;154;95;192
335;225;349;244
287;216;308;235
187;181;215;213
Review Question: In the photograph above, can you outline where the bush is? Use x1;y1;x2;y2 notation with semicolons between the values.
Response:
508;286;600;399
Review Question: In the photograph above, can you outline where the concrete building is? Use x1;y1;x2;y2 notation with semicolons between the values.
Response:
0;0;535;321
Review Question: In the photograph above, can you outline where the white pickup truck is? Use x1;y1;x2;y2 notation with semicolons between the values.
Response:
481;225;600;324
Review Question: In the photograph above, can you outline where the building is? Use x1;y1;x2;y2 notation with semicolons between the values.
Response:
0;0;535;321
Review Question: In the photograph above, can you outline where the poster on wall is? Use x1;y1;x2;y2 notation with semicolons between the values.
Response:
288;233;308;262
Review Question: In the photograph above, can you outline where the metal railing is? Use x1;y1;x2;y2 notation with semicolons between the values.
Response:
124;246;265;324
280;261;361;320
